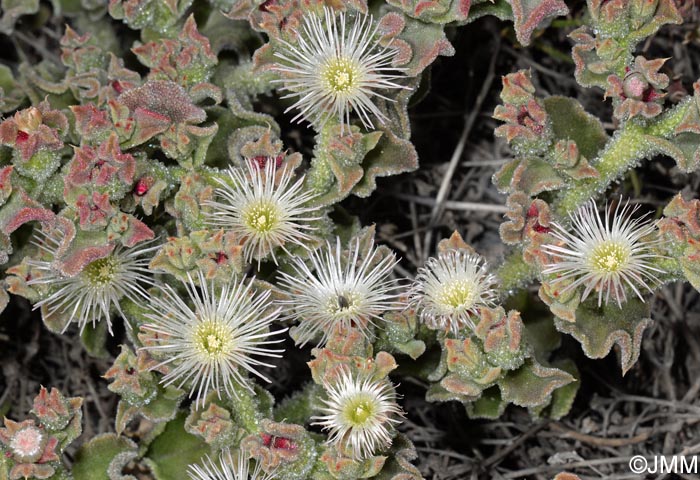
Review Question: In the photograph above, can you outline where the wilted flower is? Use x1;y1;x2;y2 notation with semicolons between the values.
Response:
313;369;403;460
7;423;45;462
141;271;286;408
542;199;665;307
188;448;272;480
204;160;320;265
0;419;59;479
277;237;401;346
27;232;157;334
273;7;406;132
409;250;498;334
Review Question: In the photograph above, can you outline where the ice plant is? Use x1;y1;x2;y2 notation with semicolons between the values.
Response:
276;237;401;346
313;368;403;460
542;200;665;307
188;448;272;480
272;7;406;133
409;250;498;334
204;160;320;265
27;231;157;334
141;271;286;408
8;423;45;462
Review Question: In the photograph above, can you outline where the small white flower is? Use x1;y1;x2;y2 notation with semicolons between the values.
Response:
313;369;403;460
27;230;157;335
276;237;401;346
272;7;407;132
141;270;286;408
409;250;498;334
204;160;320;266
188;449;272;480
542;199;665;307
9;425;44;460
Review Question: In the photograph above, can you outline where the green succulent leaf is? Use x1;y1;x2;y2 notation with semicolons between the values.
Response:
498;358;574;408
554;298;653;375
143;412;212;480
73;433;138;480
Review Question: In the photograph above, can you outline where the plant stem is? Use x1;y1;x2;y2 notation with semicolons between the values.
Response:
554;100;691;216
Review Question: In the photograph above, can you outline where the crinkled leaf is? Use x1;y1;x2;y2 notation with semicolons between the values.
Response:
508;0;568;46
499;358;574;408
554;298;653;375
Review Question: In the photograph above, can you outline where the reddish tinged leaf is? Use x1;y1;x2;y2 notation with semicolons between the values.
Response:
605;56;669;121
184;401;237;447
237;129;303;184
118;80;206;125
116;80;208;150
132;15;217;87
70;104;112;143
60;28;108;105
500;70;536;104
385;0;471;23
659;194;700;291
56;236;115;278
32;387;82;432
377;12;455;76
508;0;568;46
104;346;160;410
0;189;55;235
109;0;192;32
67;134;136;190
242;419;315;474
0;103;67;161
0;166;13;206
107;212;154;247
149;229;245;281
76;192;116;229
227;0;367;38
127;176;168;215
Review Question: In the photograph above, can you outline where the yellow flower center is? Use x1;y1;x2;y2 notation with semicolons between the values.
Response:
243;201;279;234
83;256;119;285
193;319;233;359
327;291;360;316
321;58;359;94
345;395;375;426
438;280;475;309
590;241;630;273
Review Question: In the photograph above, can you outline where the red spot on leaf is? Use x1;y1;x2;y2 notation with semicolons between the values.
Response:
134;179;149;196
251;155;284;170
517;106;544;134
16;131;29;143
273;437;296;451
259;0;275;10
112;81;124;94
643;87;662;103
527;204;538;218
